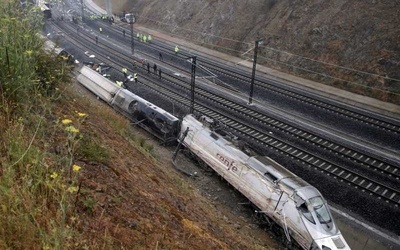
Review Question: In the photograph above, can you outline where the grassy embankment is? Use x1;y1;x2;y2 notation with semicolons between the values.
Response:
0;1;152;248
0;2;281;249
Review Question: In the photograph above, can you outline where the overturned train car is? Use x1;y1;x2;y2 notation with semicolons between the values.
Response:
178;114;350;250
77;66;179;143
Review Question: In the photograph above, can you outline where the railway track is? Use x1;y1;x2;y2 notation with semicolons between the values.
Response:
51;19;400;208
73;2;400;142
65;20;400;185
108;20;400;137
200;61;400;135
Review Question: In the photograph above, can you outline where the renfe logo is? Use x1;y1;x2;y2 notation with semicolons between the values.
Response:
216;153;238;172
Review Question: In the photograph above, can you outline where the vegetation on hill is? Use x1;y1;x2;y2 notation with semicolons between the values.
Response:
0;1;279;248
103;0;400;104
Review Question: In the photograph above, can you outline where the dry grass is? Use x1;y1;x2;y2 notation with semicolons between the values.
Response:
0;1;280;248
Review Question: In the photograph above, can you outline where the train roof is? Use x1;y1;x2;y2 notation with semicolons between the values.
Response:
183;114;315;194
248;155;312;192
43;39;62;55
78;66;120;102
37;0;50;11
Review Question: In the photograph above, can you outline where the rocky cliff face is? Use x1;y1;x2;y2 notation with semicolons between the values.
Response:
98;0;400;103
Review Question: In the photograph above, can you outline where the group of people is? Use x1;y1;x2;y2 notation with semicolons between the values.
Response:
116;67;138;88
136;33;152;43
117;56;165;87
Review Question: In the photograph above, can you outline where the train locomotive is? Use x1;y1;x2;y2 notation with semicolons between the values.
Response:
175;114;350;250
77;66;179;143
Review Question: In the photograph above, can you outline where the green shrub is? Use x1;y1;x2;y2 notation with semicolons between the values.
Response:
78;137;110;164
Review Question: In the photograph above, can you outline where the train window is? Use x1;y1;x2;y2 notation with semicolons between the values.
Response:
210;132;219;140
264;172;278;182
299;203;315;224
114;95;125;106
128;100;138;113
154;118;166;131
309;197;332;225
293;192;315;224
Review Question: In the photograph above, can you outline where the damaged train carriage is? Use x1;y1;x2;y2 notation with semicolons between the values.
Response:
177;114;350;250
77;66;179;143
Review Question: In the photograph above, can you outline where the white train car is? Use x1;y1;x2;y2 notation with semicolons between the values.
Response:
78;65;120;102
42;36;78;64
37;0;52;19
178;114;350;250
77;66;179;142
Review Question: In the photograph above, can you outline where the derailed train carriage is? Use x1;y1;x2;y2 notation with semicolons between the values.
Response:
175;115;350;250
76;64;349;249
38;0;52;19
43;38;78;64
77;66;179;143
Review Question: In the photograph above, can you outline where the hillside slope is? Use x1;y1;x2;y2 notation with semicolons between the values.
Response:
98;0;400;103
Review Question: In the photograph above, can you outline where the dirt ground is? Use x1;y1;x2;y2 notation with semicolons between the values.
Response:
63;73;282;249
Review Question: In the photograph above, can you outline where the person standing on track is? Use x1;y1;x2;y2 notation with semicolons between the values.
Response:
95;36;98;44
148;34;152;43
147;62;150;73
159;52;163;61
122;67;128;78
153;63;157;73
174;45;179;55
158;68;162;79
134;73;138;83
143;35;147;43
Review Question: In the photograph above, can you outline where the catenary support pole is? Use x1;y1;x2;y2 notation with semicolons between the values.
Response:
248;39;263;105
130;15;134;54
80;0;84;22
190;56;197;114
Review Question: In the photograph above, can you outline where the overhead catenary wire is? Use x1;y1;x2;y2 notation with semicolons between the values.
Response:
137;30;399;97
135;14;400;88
252;54;400;96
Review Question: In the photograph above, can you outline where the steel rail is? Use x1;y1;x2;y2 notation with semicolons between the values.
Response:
53;20;400;207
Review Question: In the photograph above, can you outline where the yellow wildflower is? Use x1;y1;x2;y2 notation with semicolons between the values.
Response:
78;112;87;117
50;172;58;179
62;119;72;125
65;126;79;133
72;165;81;172
67;186;79;193
25;50;33;56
